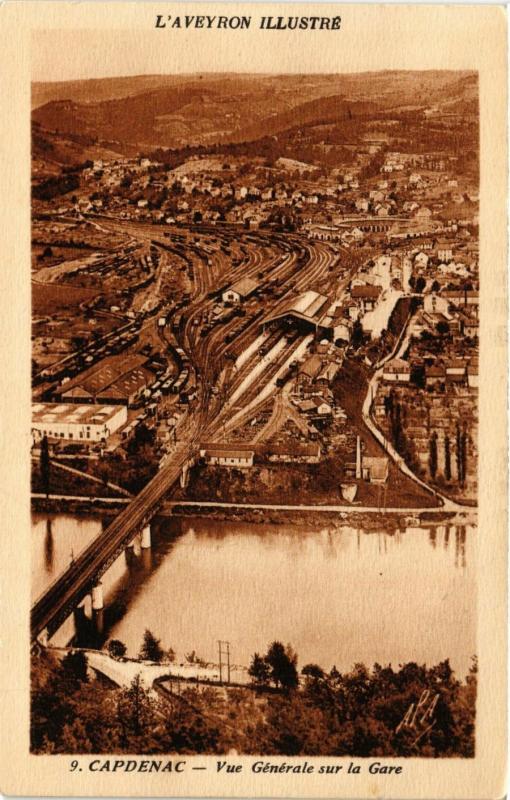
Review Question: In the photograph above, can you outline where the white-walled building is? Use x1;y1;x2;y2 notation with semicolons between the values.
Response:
32;403;127;445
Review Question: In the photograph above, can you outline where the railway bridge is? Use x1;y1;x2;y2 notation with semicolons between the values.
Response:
31;446;193;642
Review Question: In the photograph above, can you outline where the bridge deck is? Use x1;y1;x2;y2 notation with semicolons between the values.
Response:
31;450;188;639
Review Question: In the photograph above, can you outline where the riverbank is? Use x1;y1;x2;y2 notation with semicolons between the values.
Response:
31;494;129;516
166;503;474;528
31;494;475;527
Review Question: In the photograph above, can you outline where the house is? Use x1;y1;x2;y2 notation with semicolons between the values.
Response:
445;359;467;382
349;227;365;242
414;251;429;269
423;294;449;315
442;289;479;308
266;443;321;464
297;356;323;386
222;277;258;304
361;456;389;484
311;396;333;416
199;446;254;468
355;198;370;212
436;240;453;262
351;284;382;313
462;315;479;338
333;322;352;343
296;399;318;414
383;358;411;383
415;206;432;220
316;363;340;388
425;364;446;387
467;358;478;389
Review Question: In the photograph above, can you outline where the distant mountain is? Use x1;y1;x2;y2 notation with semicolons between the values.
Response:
32;71;477;154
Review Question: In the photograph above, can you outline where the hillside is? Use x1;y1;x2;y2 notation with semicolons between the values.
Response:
32;71;477;153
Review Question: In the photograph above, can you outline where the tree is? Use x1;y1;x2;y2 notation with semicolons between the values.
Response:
138;629;164;663
351;320;364;349
445;435;452;481
429;433;438;478
414;276;426;293
60;651;89;693
108;640;127;660
302;663;326;682
265;641;299;690
116;674;156;745
40;435;51;497
248;653;270;686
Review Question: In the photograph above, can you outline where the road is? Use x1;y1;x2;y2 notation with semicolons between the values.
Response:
361;308;472;513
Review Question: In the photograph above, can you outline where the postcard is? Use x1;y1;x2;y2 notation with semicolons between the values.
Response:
0;2;507;798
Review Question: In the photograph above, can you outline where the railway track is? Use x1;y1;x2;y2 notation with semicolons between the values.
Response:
31;220;346;640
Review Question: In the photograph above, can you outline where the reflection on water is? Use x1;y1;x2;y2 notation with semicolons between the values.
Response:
32;514;476;678
44;519;54;574
32;514;104;601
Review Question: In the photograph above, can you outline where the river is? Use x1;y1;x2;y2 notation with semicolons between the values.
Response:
32;513;476;679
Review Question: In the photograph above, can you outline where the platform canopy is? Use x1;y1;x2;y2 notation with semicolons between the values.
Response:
265;290;330;329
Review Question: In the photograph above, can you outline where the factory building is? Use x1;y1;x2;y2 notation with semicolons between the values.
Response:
32;403;127;445
59;354;153;406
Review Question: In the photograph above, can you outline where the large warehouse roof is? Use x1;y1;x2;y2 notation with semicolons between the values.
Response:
60;354;150;400
265;290;329;327
32;403;124;426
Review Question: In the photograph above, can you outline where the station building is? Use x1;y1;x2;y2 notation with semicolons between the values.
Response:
263;290;330;335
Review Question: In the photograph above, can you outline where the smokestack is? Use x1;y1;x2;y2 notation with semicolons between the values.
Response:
356;435;362;479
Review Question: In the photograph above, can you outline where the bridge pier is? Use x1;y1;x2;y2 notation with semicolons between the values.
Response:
140;524;152;549
91;582;104;611
37;628;49;647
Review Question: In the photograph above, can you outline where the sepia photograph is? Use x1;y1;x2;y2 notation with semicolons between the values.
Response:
29;63;481;759
0;2;505;796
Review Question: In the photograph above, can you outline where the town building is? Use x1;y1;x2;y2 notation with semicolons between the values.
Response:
351;284;382;314
383;358;411;383
266;442;321;464
199;445;254;468
59;354;153;407
32;403;127;445
222;277;258;304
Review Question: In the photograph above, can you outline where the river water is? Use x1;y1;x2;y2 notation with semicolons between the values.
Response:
32;513;476;679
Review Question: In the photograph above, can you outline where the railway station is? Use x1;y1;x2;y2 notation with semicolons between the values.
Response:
262;290;331;335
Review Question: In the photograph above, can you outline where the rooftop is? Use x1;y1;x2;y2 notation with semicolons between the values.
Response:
266;290;330;327
32;403;124;426
351;284;382;300
227;277;258;298
61;354;151;399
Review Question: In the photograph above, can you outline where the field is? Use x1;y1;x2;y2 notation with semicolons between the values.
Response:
32;280;98;314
